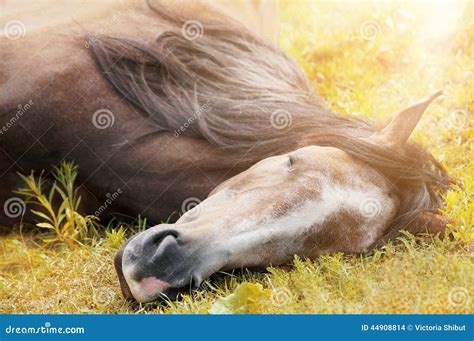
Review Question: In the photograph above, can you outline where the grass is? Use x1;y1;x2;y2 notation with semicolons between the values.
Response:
0;0;473;314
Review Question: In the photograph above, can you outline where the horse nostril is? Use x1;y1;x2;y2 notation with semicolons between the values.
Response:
150;229;180;248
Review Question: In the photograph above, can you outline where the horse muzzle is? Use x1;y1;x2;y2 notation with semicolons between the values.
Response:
114;225;220;302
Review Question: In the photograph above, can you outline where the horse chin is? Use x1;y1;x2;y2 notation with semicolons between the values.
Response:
114;244;134;301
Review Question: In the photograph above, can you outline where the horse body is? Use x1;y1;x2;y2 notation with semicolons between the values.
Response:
1;1;450;302
1;0;280;225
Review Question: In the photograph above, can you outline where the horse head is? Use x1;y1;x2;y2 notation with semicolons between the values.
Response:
115;91;446;302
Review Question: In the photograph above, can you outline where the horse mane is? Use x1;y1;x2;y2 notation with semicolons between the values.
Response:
89;1;452;248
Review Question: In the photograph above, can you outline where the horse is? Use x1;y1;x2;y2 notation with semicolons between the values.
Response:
0;0;280;226
0;1;452;303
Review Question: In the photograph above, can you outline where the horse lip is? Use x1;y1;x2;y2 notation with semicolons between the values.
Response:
126;277;171;303
114;244;134;301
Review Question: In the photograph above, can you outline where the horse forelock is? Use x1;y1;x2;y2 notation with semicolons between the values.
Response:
89;1;453;246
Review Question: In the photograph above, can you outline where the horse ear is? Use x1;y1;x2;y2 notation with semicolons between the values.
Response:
370;90;443;148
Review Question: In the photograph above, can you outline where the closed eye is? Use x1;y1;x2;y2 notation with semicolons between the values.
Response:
287;155;294;172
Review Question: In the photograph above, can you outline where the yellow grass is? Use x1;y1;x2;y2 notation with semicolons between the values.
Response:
0;0;473;314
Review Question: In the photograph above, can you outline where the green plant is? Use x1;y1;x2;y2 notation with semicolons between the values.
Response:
103;226;127;249
16;161;101;247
